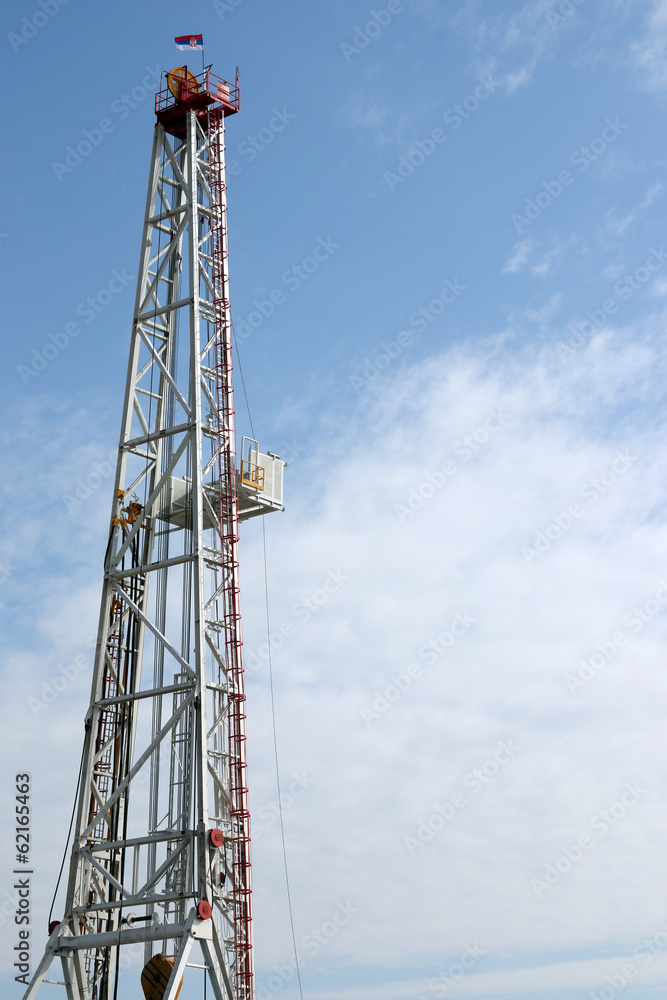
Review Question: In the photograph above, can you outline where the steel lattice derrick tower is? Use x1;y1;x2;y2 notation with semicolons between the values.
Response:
24;65;285;1000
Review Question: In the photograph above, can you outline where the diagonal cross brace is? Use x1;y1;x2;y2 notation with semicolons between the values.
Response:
79;692;194;841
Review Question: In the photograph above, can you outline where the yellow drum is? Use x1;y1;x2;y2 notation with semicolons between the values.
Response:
140;953;183;1000
167;66;200;101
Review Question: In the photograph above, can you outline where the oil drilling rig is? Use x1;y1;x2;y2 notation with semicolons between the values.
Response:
23;58;284;1000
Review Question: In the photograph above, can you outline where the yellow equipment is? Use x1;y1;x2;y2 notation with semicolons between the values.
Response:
167;66;200;101
140;954;183;1000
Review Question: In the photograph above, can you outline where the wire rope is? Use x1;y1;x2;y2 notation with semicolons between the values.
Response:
48;741;85;928
262;518;305;1000
232;324;305;1000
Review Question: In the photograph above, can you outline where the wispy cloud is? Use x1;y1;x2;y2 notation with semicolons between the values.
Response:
502;237;534;273
531;244;563;276
437;0;587;96
629;0;667;93
240;317;667;981
640;180;664;208
650;275;667;297
339;97;412;147
521;291;563;324
503;236;574;277
289;948;667;1000
603;206;636;236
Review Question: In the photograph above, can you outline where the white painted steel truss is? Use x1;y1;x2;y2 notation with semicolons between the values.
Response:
24;96;272;1000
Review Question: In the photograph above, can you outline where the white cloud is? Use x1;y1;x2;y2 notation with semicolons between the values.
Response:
640;180;664;208
604;206;636;236
339;97;411;147
534;235;577;277
437;0;667;103
602;181;665;241
450;0;583;96
531;249;558;276
502;238;534;273
504;237;575;278
302;950;667;1000
629;0;667;93
241;320;667;988
521;291;563;324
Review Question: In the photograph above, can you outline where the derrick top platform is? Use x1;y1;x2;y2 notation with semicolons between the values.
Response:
155;65;240;137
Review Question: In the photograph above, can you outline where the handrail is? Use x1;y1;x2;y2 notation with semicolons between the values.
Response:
155;65;240;116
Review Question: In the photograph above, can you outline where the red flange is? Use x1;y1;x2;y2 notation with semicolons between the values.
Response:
210;828;224;848
197;900;212;920
48;920;60;934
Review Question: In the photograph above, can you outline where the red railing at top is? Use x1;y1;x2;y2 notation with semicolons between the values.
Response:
155;66;240;117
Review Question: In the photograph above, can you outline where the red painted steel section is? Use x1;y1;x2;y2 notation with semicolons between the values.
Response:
155;67;239;138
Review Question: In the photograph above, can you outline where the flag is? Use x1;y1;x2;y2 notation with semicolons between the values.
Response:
175;34;203;51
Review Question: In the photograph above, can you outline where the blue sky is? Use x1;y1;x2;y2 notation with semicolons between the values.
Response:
3;1;667;999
